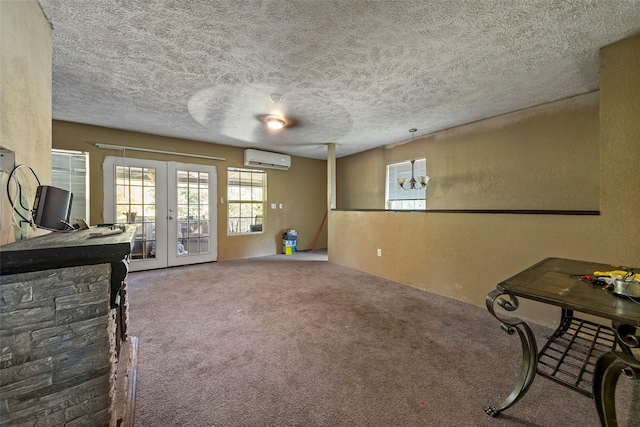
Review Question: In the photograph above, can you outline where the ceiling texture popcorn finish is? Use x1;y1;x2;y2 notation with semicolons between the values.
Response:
39;0;640;159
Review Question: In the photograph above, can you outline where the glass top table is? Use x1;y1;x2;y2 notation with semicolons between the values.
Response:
484;258;640;427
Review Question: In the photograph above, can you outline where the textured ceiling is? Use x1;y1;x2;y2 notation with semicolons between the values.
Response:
39;0;640;159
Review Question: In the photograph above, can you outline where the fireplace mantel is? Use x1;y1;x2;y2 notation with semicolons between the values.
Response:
0;225;135;275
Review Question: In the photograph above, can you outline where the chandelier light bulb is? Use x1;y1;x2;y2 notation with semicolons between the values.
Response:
266;116;285;129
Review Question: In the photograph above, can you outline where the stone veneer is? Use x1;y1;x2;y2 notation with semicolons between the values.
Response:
0;263;118;426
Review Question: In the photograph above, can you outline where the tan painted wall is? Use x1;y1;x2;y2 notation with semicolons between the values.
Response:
338;93;600;211
599;33;640;265
329;34;640;329
52;121;327;261
337;148;387;209
0;0;52;244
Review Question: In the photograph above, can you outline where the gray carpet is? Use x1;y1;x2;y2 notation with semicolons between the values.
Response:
127;255;638;426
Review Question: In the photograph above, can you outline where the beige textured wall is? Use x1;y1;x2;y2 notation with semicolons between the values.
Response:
338;93;599;211
599;33;640;265
52;121;327;261
337;148;387;209
0;1;52;244
329;34;640;329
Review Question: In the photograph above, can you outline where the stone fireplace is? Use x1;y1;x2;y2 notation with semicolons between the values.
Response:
0;226;137;426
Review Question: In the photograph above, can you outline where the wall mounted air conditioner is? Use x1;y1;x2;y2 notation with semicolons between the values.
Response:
244;149;291;170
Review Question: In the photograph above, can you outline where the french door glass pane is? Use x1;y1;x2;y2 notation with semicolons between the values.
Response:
115;165;157;260
176;169;210;256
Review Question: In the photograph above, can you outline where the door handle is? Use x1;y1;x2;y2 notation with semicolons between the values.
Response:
168;215;174;220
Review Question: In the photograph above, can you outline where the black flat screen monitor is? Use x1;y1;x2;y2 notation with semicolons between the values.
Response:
32;185;73;230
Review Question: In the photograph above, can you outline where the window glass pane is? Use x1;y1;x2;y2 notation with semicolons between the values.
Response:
178;206;189;219
240;171;252;186
177;188;188;204
177;170;188;187
143;168;155;186
199;206;209;220
145;187;156;205
129;204;143;216
227;167;265;234
189;206;199;219
71;156;86;171
385;158;427;210
116;166;128;185
228;216;239;233
228;169;240;183
228;185;240;200
199;172;209;188
189;188;200;203
130;186;143;204
239;217;251;233
174;168;213;257
240;186;252;201
199;189;209;204
143;205;155;221
130;167;143;183
51;150;89;221
252;187;263;199
116;204;129;222
115;165;157;260
239;203;251;217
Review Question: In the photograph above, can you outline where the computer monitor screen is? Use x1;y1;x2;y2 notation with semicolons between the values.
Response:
32;185;73;230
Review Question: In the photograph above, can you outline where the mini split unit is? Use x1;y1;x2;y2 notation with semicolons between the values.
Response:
244;149;291;170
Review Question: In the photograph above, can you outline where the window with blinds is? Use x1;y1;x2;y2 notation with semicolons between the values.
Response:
385;159;427;210
51;149;89;221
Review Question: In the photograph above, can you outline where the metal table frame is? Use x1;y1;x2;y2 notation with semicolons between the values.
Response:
484;258;640;427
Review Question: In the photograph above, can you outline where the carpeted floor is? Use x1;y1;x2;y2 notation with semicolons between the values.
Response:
127;255;638;426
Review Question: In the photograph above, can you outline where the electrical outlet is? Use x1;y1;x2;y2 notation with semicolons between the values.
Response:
377;248;382;257
0;149;15;172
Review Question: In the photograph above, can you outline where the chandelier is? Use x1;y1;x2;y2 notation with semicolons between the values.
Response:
398;128;430;190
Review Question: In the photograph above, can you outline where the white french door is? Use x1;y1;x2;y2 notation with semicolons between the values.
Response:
103;157;217;271
167;162;217;267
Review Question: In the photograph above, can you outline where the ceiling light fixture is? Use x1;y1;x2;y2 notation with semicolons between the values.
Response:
265;115;286;129
398;128;429;190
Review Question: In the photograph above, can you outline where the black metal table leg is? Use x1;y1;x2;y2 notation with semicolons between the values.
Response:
593;352;638;426
593;323;640;427
484;290;539;417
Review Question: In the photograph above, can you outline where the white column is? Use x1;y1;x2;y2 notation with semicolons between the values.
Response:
327;143;336;210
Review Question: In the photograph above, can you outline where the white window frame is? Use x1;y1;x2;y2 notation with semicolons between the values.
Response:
385;158;427;210
51;149;90;221
227;167;265;235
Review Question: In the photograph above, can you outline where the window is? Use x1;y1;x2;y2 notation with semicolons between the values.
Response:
385;159;427;210
227;167;265;234
51;149;89;221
